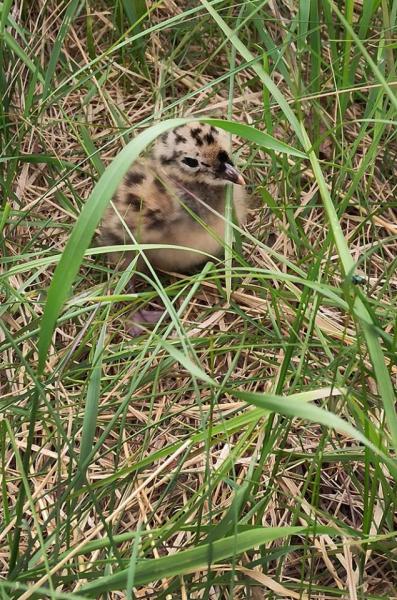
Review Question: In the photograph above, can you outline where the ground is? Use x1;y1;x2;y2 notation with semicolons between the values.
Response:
0;1;396;598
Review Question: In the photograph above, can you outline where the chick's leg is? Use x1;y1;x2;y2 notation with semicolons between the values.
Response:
128;308;166;336
126;277;166;336
125;199;172;335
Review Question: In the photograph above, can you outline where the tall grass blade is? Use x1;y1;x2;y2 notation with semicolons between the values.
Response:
80;526;327;595
42;0;80;100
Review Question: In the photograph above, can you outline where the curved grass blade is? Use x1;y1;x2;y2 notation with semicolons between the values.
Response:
80;526;324;596
228;387;397;479
36;118;187;374
203;119;307;158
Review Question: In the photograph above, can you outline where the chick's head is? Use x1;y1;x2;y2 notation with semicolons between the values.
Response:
153;122;245;186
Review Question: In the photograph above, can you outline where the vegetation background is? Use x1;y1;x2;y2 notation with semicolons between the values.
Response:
1;0;397;598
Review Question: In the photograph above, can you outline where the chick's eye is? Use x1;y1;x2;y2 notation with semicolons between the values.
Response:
182;157;199;168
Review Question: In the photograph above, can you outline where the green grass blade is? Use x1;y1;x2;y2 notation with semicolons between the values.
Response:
203;119;307;158
3;31;44;84
0;200;10;235
80;526;325;595
74;322;106;490
228;387;397;478
328;0;397;112
122;0;147;29
42;0;80;99
78;124;105;176
0;0;13;34
297;0;311;53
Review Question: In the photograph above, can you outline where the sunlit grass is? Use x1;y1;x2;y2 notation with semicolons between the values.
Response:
1;0;396;598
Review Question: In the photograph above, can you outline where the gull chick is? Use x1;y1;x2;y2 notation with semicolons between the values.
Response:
99;122;247;328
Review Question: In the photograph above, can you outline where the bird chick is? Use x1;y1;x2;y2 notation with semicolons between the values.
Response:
99;122;247;330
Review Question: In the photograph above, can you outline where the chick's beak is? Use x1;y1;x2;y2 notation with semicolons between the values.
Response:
223;163;245;185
